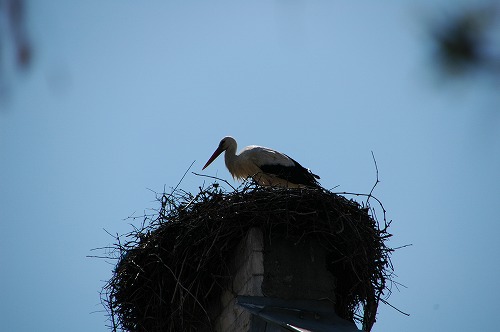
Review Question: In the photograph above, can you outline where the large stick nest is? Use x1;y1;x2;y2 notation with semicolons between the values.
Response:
102;182;394;332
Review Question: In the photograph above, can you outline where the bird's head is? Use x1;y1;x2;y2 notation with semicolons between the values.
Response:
218;136;236;150
202;136;236;170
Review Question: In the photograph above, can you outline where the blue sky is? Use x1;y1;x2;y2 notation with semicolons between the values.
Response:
1;1;499;331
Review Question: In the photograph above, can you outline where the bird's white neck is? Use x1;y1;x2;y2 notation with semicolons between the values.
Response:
224;143;238;177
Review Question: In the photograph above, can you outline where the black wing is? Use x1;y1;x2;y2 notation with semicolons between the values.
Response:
260;154;321;188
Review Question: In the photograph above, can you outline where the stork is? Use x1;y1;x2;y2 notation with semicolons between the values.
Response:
202;136;321;188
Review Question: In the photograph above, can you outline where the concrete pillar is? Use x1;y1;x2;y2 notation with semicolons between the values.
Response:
214;228;338;331
214;228;264;332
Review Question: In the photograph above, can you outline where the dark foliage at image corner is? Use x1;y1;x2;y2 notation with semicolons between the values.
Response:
101;182;394;332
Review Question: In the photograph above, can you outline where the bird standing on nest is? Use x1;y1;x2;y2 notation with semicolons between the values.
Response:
202;136;321;188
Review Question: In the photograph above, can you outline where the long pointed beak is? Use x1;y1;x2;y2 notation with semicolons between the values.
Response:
202;147;224;170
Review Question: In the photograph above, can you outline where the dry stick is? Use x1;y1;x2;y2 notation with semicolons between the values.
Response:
336;151;391;330
155;161;195;218
355;153;409;321
197;226;222;271
157;161;197;218
87;246;119;260
192;172;237;191
335;191;387;223
380;298;410;316
393;244;413;250
366;151;380;205
170;254;188;304
159;256;211;323
179;188;206;212
108;288;119;332
174;160;196;193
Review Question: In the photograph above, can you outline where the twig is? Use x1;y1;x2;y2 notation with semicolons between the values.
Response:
165;160;196;202
393;244;413;250
177;160;196;190
192;172;236;191
159;256;212;323
366;151;380;205
335;191;387;223
380;298;410;316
